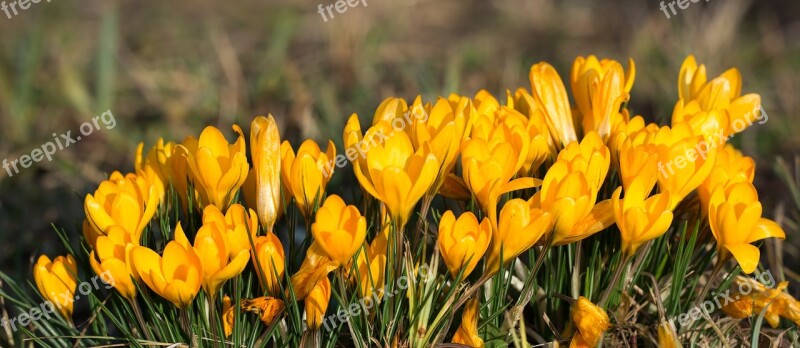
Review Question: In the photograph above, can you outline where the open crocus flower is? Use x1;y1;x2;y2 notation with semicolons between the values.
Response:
674;55;762;139
569;296;610;348
529;62;578;149
570;56;635;140
436;211;491;279
671;103;729;146
611;178;673;257
697;143;755;214
281;139;336;219
311;195;367;266
608;115;660;170
508;106;553;177
617;139;660;194
84;171;159;247
485;199;552;274
452;297;483;347
707;182;786;274
34;254;78;321
533;132;614;245
252;232;285;295
647;123;716;210
89;225;138;300
353;123;439;228
249;115;282;232
202;203;259;258
182;125;249;211
131;223;203;308
192;213;251;299
305;276;331;330
408;97;470;187
462;116;537;225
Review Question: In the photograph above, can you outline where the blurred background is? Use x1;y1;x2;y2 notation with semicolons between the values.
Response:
0;0;798;289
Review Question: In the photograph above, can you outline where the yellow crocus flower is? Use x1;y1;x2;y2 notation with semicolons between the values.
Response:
171;135;200;213
249;115;282;232
356;252;386;300
88;225;139;300
452;296;484;347
674;55;763;138
135;138;177;205
353;123;439;228
617;139;660;195
521;109;554;176
131;223;203;308
678;55;708;101
282;139;336;219
648;123;716;209
222;295;235;337
529;62;578;149
611;178;674;257
305;276;331;330
658;321;682;348
311;195;367;266
351;211;389;299
534;132;614;245
201;203;259;258
697;143;755;214
409;97;468;191
569;296;610;348
371;96;409;126
608;115;660;169
252;232;285;295
462;116;537;225
570;56;635;140
33;254;78;321
707;182;785;274
182;125;249;211
722;276;800;328
506;89;559;174
485;199;552;274
193;212;250;299
290;241;338;300
84;171;159;246
436;211;491;279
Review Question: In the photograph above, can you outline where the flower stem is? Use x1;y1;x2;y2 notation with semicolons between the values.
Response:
412;194;434;249
208;295;221;348
501;238;553;332
598;253;634;308
693;257;727;309
129;298;153;341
